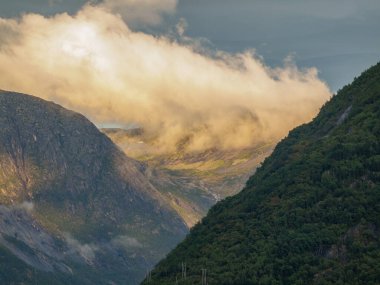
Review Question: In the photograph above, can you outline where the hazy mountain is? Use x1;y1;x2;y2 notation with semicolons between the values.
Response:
145;63;380;284
0;91;187;285
101;128;274;227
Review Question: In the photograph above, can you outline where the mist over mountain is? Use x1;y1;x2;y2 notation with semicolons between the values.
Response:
102;127;274;227
146;63;380;284
0;1;378;285
0;4;330;154
0;90;187;284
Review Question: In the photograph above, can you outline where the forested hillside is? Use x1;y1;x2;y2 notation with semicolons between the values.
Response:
146;62;380;284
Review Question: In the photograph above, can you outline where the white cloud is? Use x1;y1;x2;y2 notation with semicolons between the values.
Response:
17;201;34;212
112;235;142;248
0;5;331;153
176;17;188;36
64;233;98;262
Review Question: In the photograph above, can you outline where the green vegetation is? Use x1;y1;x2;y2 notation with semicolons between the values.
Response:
146;62;380;284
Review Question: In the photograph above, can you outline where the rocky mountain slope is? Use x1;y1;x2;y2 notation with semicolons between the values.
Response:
0;91;187;285
146;63;380;284
102;128;274;227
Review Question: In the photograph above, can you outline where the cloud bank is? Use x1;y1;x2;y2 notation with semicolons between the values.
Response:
0;4;331;153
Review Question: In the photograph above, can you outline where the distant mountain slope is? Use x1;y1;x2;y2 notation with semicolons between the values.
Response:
101;128;274;227
0;91;187;285
146;63;380;285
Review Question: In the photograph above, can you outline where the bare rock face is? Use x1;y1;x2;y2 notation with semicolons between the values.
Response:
0;90;187;285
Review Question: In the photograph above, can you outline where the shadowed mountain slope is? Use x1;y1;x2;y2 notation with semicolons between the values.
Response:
0;91;187;285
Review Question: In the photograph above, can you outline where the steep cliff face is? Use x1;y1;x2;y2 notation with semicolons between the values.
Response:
147;63;380;285
0;91;187;284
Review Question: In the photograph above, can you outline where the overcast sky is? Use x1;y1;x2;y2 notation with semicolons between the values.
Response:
0;0;379;91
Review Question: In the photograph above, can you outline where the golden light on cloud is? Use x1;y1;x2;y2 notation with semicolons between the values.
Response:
0;4;331;153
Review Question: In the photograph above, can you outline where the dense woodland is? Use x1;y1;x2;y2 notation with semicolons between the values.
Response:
146;62;380;284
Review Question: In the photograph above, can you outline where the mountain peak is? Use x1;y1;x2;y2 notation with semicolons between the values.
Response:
0;90;187;284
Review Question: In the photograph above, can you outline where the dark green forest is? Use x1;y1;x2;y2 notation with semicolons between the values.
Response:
146;62;380;284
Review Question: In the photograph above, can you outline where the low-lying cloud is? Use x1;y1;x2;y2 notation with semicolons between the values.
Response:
0;4;331;153
112;234;142;249
17;201;35;212
64;233;98;263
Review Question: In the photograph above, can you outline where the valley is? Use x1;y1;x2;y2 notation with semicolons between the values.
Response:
0;1;378;283
102;128;274;227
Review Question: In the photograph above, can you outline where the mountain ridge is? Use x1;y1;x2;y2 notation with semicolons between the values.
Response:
0;90;187;284
146;62;380;284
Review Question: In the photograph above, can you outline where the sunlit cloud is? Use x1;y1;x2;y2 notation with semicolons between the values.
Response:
0;4;331;153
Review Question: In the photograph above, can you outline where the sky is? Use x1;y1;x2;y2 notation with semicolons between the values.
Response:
1;0;379;91
0;0;378;152
176;0;380;92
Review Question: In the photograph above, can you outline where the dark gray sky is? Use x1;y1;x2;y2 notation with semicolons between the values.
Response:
175;0;380;91
1;0;379;91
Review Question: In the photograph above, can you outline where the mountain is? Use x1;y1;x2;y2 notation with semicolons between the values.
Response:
145;63;380;285
101;128;274;227
0;91;187;285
